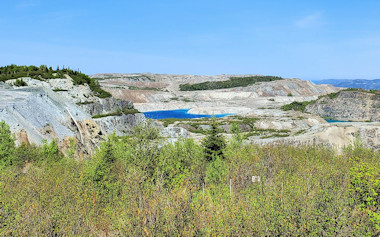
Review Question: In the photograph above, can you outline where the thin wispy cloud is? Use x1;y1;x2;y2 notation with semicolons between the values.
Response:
42;10;85;24
295;12;323;28
15;1;37;8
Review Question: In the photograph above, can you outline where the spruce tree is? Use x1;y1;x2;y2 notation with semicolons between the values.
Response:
201;118;226;162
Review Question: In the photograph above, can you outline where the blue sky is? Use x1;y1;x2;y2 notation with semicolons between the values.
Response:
1;0;380;80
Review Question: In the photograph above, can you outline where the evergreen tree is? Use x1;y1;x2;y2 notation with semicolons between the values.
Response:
201;118;226;162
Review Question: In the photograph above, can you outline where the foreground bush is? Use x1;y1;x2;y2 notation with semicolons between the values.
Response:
0;128;379;236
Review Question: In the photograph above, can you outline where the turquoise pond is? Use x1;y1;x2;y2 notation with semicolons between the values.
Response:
324;119;350;123
143;109;233;119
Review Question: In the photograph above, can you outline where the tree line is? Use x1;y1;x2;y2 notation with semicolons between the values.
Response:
179;76;283;91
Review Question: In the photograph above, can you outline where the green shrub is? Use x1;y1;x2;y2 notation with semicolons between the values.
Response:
40;139;63;163
53;88;68;92
205;156;228;184
122;108;140;114
327;92;339;99
86;135;117;184
14;143;40;166
92;108;140;119
92;110;123;119
157;139;205;188
281;101;312;112
13;78;27;87
0;121;15;166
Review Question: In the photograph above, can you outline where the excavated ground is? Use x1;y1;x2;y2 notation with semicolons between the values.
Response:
95;73;380;151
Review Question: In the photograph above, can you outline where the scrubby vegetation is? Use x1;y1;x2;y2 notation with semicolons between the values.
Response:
0;64;111;98
179;76;283;91
128;86;162;91
92;109;140;119
0;120;379;236
13;78;27;87
281;101;313;112
343;88;380;95
159;116;292;137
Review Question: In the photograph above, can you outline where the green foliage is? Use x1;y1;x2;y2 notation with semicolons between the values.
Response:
179;76;283;91
230;122;242;144
201;118;226;161
128;86;162;91
86;135;117;184
116;122;162;180
0;64;60;81
122;108;140;114
234;116;258;130
0;121;15;166
92;108;140;119
14;143;40;166
281;101;313;112
327;92;339;99
52;88;68;92
0;120;379;235
157;139;205;188
92;111;123;119
13;78;27;87
88;78;112;98
76;101;94;105
349;158;380;232
40;139;63;163
205;156;228;184
159;118;191;127
350;160;379;208
66;138;76;159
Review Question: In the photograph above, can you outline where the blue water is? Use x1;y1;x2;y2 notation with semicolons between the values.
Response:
143;109;233;119
325;119;350;123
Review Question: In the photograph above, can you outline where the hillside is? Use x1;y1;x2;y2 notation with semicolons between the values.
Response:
0;64;111;98
306;89;380;122
0;68;144;157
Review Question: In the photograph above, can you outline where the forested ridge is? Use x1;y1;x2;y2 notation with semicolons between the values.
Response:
179;76;283;91
0;120;379;236
0;64;111;98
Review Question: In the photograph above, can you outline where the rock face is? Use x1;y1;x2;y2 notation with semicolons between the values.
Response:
0;77;144;157
306;91;380;122
252;122;380;151
79;97;134;116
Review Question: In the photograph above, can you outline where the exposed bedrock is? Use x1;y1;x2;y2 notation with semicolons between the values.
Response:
306;91;380;122
0;78;144;157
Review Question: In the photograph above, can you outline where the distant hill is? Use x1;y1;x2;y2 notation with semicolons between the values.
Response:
313;79;380;90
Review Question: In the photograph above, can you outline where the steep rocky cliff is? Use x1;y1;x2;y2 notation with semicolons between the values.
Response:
306;90;380;122
0;77;144;157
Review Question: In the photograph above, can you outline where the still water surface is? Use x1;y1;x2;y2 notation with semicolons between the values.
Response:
143;109;233;119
